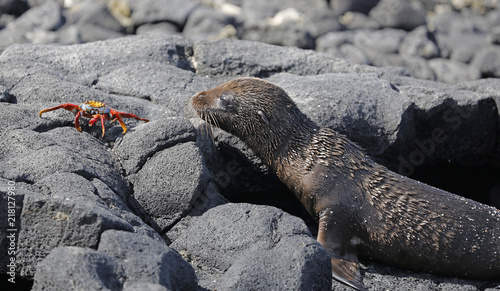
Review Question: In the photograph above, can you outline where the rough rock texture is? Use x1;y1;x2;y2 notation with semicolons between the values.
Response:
130;142;210;231
268;73;415;157
171;203;332;290
0;1;500;290
369;0;427;31
1;0;498;83
32;230;198;291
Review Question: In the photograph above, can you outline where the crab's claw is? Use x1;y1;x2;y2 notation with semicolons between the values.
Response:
88;114;110;137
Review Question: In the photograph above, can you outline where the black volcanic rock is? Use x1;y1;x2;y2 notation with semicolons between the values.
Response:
0;2;499;289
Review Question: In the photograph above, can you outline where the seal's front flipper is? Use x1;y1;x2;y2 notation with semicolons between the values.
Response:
331;257;367;291
317;210;367;290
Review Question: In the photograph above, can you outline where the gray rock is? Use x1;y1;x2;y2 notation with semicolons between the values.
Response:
0;0;28;15
32;171;161;242
89;177;163;242
353;28;406;54
7;0;62;34
0;34;194;87
78;23;126;43
136;22;179;36
307;10;344;38
0;127;128;193
0;85;13;102
128;0;199;27
24;25;79;45
396;84;497;171
0;179;27;274
471;46;500;78
183;6;236;41
94;61;215;114
33;230;198;291
113;117;197;176
240;0;329;21
450;45;479;64
217;232;330;290
399;26;440;59
315;31;373;63
456;77;500;96
428;58;481;83
171;203;331;290
360;261;488;291
240;11;315;49
123;282;170;291
64;1;123;31
369;0;427;30
130;142;210;231
330;0;380;14
62;0;125;43
364;50;437;80
316;31;356;54
339;11;381;30
428;10;490;35
339;43;371;65
98;230;197;291
166;182;228;242
0;27;27;48
17;188;132;277
237;0;337;48
267;73;415;158
0;0;61;48
487;9;500;27
32;246;121;291
434;32;489;61
0;103;49;136
192;38;379;80
490;26;500;45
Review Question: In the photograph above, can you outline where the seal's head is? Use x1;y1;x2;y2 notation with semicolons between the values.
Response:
191;77;317;163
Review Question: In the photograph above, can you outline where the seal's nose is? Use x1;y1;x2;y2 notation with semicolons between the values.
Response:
193;92;206;99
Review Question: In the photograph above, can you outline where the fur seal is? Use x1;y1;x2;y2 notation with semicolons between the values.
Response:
191;77;500;290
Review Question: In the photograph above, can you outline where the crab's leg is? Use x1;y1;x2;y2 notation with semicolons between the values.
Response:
39;103;80;117
100;114;107;137
113;113;129;135
74;111;83;132
116;112;149;122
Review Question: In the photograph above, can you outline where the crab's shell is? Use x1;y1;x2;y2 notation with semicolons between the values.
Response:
79;101;111;115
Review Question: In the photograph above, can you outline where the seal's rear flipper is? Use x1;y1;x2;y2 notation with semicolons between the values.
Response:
331;257;367;291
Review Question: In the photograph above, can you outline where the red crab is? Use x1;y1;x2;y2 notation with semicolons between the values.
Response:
39;101;149;137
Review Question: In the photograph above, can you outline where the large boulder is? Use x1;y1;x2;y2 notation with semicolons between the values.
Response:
171;203;331;290
32;230;198;291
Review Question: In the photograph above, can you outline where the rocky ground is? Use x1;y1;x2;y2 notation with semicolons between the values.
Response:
0;0;500;290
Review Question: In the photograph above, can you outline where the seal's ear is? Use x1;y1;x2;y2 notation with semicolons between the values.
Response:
257;110;269;125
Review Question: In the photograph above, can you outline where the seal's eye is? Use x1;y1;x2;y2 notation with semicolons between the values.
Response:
220;98;229;107
219;94;232;108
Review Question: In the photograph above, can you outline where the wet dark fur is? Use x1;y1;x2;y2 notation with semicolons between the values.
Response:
192;77;500;289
